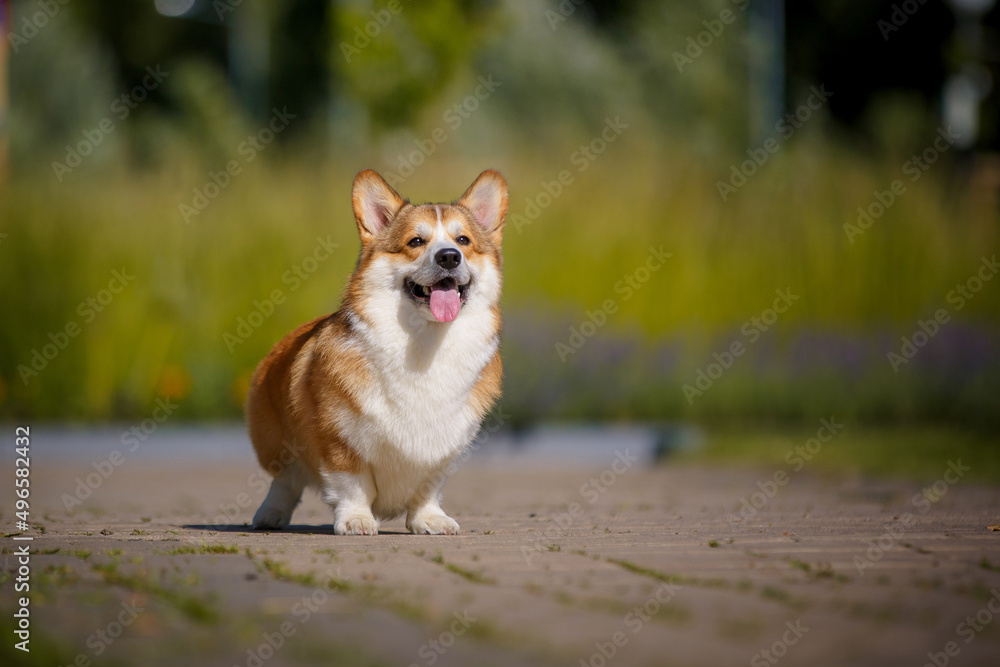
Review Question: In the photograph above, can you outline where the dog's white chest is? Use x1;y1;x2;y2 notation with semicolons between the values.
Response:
345;306;497;470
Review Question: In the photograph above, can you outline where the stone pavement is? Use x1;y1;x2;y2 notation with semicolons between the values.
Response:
3;455;1000;667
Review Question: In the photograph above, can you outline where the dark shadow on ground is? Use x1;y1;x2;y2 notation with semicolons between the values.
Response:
181;523;411;535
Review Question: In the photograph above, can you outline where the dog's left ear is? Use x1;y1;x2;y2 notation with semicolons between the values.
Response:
352;169;407;244
456;169;508;243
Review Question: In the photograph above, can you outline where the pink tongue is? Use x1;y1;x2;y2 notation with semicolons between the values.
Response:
429;288;461;322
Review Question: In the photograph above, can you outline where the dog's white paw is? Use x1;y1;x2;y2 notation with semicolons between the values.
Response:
253;505;291;530
407;510;460;535
335;513;379;536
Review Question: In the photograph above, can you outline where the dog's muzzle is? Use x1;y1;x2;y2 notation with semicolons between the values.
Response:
403;276;470;323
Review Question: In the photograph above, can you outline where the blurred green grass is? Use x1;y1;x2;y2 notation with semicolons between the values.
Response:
0;137;997;429
679;425;1000;483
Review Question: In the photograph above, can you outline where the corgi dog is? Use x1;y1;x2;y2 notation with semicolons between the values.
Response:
246;169;507;535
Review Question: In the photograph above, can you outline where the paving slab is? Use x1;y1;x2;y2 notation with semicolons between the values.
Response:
3;453;1000;667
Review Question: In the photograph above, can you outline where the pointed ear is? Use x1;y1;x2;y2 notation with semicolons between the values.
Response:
456;169;508;241
352;169;406;244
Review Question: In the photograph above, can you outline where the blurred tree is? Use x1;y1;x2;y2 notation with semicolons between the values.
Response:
330;0;499;131
7;0;999;163
75;0;228;113
270;2;331;139
784;0;958;151
576;0;998;152
1;0;8;182
7;0;118;169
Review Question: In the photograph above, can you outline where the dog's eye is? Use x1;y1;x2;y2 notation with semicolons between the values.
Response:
407;237;425;248
456;235;470;246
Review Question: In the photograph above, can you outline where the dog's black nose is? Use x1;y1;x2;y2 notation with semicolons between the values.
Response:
435;248;462;270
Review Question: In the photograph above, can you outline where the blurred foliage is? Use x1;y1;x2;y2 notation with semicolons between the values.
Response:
332;0;499;131
1;140;997;426
7;1;119;167
679;425;1000;482
1;0;999;431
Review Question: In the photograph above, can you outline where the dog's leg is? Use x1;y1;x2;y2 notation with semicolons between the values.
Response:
406;465;460;535
253;462;307;530
322;468;379;536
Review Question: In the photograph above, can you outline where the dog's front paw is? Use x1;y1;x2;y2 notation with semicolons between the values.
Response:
407;510;460;535
253;505;291;530
335;513;379;536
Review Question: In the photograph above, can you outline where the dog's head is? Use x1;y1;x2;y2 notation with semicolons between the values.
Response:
348;169;507;324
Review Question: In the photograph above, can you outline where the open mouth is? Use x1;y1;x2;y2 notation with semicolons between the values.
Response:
403;277;470;323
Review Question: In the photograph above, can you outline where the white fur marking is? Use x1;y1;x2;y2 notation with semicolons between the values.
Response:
331;250;500;520
322;469;380;534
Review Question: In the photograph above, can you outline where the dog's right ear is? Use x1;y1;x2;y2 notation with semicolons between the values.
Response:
352;170;406;244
